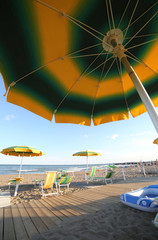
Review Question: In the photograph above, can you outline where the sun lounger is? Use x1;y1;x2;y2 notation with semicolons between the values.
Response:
92;170;115;184
38;171;58;197
8;177;23;197
56;176;73;192
86;167;96;184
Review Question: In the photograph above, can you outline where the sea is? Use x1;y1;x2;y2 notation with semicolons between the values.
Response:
0;164;107;175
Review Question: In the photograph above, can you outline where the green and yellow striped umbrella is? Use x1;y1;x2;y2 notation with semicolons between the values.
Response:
0;1;158;129
73;151;101;169
1;146;44;177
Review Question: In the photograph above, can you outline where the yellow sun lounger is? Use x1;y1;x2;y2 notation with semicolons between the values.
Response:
39;171;58;197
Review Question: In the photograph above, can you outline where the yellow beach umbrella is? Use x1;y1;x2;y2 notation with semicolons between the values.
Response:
0;1;158;133
1;146;44;177
153;138;158;144
73;150;101;170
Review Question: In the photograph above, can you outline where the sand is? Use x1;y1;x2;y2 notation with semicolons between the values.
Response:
0;166;158;240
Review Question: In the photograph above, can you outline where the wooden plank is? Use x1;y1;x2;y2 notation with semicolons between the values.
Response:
23;202;48;234
11;205;29;240
41;198;70;221
0;208;3;240
40;198;72;220
64;194;100;211
48;196;86;215
44;197;82;217
34;200;61;227
17;203;38;239
4;206;16;240
29;200;57;229
59;195;99;213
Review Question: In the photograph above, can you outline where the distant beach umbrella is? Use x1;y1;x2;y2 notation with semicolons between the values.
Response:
153;138;158;144
1;146;44;177
73;151;101;170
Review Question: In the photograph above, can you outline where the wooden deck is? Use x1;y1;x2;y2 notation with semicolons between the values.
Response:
0;180;157;240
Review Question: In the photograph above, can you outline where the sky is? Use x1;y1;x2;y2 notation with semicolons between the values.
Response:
0;74;158;166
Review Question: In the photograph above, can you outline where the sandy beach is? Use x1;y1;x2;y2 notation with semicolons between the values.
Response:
0;166;158;239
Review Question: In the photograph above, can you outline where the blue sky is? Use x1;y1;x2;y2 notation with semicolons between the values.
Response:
0;74;158;165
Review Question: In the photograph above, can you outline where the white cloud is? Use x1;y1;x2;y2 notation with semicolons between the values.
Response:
83;134;88;138
111;134;119;140
129;131;153;137
5;114;16;121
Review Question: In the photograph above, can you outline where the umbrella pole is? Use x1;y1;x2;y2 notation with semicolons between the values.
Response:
107;38;158;134
18;155;23;177
121;56;158;134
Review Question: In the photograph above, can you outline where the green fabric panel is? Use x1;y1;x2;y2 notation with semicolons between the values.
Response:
90;167;96;177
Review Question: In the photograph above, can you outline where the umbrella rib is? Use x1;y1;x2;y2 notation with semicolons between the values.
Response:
108;0;115;29
5;43;102;92
35;0;111;46
66;43;102;57
126;51;158;76
116;59;130;112
83;55;114;79
66;15;105;38
65;15;104;43
123;0;139;40
124;33;158;39
122;1;158;33
53;50;105;114
106;0;112;30
124;11;158;47
117;0;131;29
91;53;113;118
126;37;158;51
91;57;116;120
68;52;109;59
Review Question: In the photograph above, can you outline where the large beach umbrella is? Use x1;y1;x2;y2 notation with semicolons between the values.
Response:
73;151;101;170
1;146;44;177
0;1;158;131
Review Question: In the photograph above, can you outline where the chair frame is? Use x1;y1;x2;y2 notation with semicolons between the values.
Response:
56;176;73;193
39;171;58;197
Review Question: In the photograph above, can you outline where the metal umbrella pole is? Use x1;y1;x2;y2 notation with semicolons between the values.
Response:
18;153;24;177
103;30;158;134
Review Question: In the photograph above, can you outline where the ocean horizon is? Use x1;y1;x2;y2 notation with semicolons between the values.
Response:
0;159;155;175
0;164;106;175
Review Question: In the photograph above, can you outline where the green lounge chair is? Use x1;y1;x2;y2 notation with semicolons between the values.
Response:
8;177;23;197
56;176;73;192
85;167;96;184
92;170;115;184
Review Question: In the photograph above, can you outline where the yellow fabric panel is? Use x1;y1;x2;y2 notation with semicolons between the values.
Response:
93;111;129;126
44;57;98;99
43;171;57;189
144;42;158;73
130;103;147;117
7;88;53;121
130;96;158;118
97;77;124;98
55;113;91;126
34;0;80;63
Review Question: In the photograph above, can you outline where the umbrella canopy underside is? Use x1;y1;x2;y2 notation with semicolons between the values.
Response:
0;0;158;125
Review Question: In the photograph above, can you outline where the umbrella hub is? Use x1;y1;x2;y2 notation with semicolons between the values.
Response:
102;28;125;59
